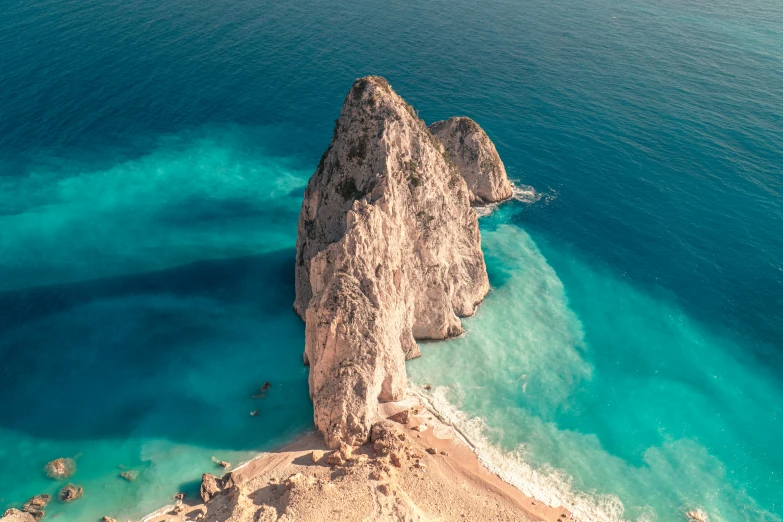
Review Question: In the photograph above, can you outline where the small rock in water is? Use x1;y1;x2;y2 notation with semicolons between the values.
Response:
44;458;75;479
261;381;271;392
58;484;83;503
119;470;137;482
102;517;117;522
173;492;186;500
423;384;432;390
250;410;259;416
218;460;230;468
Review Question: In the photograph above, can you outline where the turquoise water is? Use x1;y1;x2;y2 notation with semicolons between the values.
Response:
1;0;781;520
410;209;783;521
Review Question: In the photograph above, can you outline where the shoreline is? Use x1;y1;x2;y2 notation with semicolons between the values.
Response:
139;391;572;522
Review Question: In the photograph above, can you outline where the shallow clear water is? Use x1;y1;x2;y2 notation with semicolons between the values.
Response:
1;0;781;520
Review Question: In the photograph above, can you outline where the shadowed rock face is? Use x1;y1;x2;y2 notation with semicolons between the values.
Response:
429;117;513;205
294;76;509;448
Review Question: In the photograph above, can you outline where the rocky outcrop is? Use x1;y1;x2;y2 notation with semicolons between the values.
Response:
201;473;223;502
20;495;49;521
57;484;83;503
0;509;36;522
429;117;513;205
294;76;508;448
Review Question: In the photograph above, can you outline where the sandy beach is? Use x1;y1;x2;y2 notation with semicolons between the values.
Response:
140;394;572;522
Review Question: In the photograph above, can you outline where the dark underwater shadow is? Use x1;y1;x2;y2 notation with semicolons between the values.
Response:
0;249;313;450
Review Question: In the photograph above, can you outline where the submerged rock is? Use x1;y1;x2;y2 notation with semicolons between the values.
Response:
44;458;75;480
685;510;709;522
429;116;513;205
119;470;137;482
57;484;83;503
294;76;506;448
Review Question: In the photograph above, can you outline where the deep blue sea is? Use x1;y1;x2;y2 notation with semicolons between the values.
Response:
1;0;781;520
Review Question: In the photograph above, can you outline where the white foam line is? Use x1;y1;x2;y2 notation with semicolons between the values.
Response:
474;183;543;218
412;385;630;522
140;504;176;522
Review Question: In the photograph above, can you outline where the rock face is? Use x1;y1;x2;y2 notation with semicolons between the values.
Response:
294;76;508;448
201;473;223;502
429;117;513;205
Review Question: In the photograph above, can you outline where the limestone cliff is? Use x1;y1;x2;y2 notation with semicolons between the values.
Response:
429;116;513;205
294;76;509;448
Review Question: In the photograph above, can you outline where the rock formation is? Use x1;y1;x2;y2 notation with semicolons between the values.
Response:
201;473;223;502
294;76;510;448
44;458;75;480
57;484;83;503
0;509;35;522
429;117;513;205
20;495;49;521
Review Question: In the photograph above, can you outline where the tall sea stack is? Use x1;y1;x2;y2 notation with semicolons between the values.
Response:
294;76;511;448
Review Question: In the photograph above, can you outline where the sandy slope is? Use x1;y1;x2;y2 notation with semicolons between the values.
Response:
141;395;572;522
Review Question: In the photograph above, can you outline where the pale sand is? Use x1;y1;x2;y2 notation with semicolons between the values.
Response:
140;395;573;522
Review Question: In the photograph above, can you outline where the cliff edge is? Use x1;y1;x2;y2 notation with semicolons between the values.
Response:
294;76;510;448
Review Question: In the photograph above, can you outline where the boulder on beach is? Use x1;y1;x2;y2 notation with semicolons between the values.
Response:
44;458;75;479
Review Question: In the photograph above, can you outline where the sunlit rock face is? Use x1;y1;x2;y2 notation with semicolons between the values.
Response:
294;76;510;448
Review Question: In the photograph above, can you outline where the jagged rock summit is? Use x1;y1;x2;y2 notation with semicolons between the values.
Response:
430;116;513;204
294;76;511;448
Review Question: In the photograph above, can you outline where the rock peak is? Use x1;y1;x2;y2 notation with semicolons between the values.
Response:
430;116;513;204
294;76;511;447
